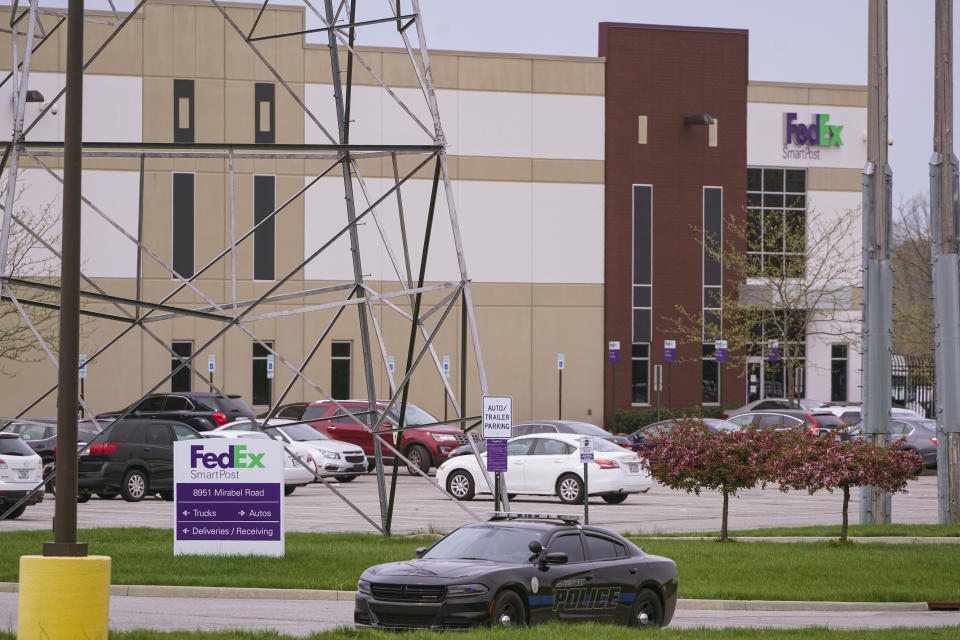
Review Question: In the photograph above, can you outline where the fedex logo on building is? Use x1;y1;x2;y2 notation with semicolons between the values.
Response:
784;113;843;147
190;444;265;469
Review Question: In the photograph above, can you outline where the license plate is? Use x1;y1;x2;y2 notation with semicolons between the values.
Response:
18;470;30;479
628;463;639;473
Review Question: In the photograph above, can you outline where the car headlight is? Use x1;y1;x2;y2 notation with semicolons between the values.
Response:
321;450;341;459
357;579;371;595
446;583;488;598
431;433;458;442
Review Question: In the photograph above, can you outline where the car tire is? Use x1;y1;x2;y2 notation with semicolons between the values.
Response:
507;493;517;500
96;491;119;500
446;469;475;501
556;473;584;505
601;493;629;505
3;503;26;519
157;490;174;501
630;588;664;627
489;590;526;628
77;493;90;503
284;485;296;497
334;475;356;483
405;444;431;476
120;469;148;502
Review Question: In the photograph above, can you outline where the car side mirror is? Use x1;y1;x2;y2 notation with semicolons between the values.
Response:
543;552;568;565
415;547;428;558
528;540;543;554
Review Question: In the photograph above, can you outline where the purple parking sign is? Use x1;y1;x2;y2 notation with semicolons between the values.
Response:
768;341;780;362
715;340;728;363
664;340;676;363
486;438;508;472
608;341;620;364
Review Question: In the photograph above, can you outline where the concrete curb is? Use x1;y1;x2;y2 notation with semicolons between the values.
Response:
0;582;936;611
639;536;960;544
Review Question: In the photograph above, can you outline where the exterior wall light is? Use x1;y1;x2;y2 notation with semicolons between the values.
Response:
684;113;714;125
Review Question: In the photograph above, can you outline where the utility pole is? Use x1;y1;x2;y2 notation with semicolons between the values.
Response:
932;0;960;523
861;0;893;525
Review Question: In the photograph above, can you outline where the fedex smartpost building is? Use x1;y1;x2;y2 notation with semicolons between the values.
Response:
0;5;866;426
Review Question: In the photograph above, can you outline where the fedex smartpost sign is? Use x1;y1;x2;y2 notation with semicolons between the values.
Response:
782;112;843;160
173;439;285;557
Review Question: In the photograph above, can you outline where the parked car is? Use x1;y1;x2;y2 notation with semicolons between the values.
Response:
627;417;740;453
78;419;204;502
302;400;465;475
843;417;938;471
0;433;44;519
256;403;308;420
202;428;318;495
724;410;846;436
446;420;626;458
818;405;923;425
2;418;106;493
96;392;255;432
721;398;826;420
213;418;368;482
437;433;651;505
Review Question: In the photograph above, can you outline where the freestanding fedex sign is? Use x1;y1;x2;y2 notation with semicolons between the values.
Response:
173;439;285;556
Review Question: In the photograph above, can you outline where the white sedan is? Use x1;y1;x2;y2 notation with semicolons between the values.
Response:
436;433;651;505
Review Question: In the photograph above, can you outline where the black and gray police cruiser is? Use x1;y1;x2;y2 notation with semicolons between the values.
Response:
355;512;677;629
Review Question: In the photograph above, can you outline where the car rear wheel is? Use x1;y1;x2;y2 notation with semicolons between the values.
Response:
556;473;584;504
97;491;118;500
630;588;664;627
284;485;296;497
405;444;431;476
446;469;475;501
601;493;628;505
120;469;148;502
334;475;356;482
490;590;526;628
2;503;26;519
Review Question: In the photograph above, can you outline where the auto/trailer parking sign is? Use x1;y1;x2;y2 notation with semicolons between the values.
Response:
173;439;284;557
482;396;512;439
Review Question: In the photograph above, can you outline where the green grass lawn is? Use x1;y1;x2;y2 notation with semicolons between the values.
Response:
630;523;960;538
2;528;958;601
3;624;960;640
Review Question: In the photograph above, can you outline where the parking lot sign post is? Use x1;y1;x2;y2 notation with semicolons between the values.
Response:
442;355;450;421
483;396;512;511
579;437;594;524
266;354;274;380
653;364;663;421
715;340;728;406
79;354;87;417
608;341;620;420
664;340;676;408
557;353;565;419
208;354;216;393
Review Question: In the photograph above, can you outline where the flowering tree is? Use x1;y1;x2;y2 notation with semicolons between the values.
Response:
772;433;922;541
640;419;782;541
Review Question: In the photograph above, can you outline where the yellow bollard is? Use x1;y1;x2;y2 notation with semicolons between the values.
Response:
17;555;111;640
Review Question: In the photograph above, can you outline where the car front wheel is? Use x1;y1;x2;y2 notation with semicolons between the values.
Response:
446;469;475;501
489;590;526;628
556;473;584;504
121;469;148;502
630;588;664;627
601;493;628;505
2;503;26;519
405;444;431;476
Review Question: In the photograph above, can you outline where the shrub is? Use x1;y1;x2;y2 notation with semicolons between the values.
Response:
613;406;728;434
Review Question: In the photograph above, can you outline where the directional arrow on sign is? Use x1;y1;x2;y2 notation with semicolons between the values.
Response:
182;510;189;516
238;510;245;516
182;528;189;534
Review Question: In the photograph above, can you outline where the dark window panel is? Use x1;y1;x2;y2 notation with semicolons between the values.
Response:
631;356;649;404
747;168;762;192
253;175;276;281
173;79;194;143
763;209;783;253
702;357;719;404
332;341;351;358
255;83;275;144
703;310;722;342
331;360;350;399
832;344;848;359
747;209;762;252
746;253;762;278
747;192;762;207
786;194;806;209
704;287;722;309
831;358;848;402
632;343;649;358
763;168;784;192
633;185;652;285
633;309;651;343
763;193;783;208
172;173;195;278
633;285;651;308
785;169;806;193
252;340;273;406
171;341;192;393
703;187;722;287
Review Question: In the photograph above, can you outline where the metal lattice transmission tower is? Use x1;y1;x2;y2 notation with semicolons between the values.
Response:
0;0;500;533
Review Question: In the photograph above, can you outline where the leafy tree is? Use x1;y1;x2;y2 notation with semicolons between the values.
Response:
891;194;933;357
668;206;861;405
640;419;782;541
771;433;921;542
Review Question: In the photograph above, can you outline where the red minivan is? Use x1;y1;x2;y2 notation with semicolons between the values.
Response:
302;400;466;475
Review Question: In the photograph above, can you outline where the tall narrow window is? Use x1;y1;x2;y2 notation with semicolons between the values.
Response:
702;344;719;405
254;175;276;280
255;83;275;143
173;79;194;143
703;187;723;341
331;341;351;399
171;341;193;392
831;344;848;402
252;341;273;406
746;168;806;277
172;173;195;278
632;185;652;404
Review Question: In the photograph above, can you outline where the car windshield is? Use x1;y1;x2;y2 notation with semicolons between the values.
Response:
271;424;329;441
423;525;544;563
387;405;438;427
560;422;610;436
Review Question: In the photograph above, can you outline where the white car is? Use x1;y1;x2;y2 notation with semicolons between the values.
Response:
202;428;317;495
436;432;652;505
214;419;368;482
819;405;923;424
0;433;44;519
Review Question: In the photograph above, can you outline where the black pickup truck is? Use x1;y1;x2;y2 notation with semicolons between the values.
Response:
95;392;254;432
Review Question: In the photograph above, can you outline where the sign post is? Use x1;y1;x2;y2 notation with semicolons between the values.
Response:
715;340;728;406
653;364;663;421
442;355;450;422
78;354;87;418
207;354;216;393
579;436;594;524
608;341;620;424
173;438;285;556
664;340;676;408
387;355;395;374
266;354;274;380
482;396;512;511
557;353;565;420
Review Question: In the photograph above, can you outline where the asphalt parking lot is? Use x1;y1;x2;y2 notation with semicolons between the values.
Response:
3;473;942;534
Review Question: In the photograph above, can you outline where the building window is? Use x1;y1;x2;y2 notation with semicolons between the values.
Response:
252;341;273;406
171;341;192;392
703;186;722;342
173;79;194;143
631;343;649;404
172;172;195;278
253;175;276;280
255;83;275;143
831;344;848;402
746;168;806;278
331;341;351;399
702;343;719;405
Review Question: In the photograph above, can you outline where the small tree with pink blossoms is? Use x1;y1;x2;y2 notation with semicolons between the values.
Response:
771;433;922;542
639;419;783;541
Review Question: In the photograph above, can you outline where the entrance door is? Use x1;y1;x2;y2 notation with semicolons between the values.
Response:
746;357;788;402
747;359;762;402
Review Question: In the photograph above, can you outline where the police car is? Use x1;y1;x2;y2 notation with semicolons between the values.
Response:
355;513;677;629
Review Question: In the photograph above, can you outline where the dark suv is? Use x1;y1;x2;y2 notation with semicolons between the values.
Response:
303;400;466;475
77;419;203;502
96;392;254;432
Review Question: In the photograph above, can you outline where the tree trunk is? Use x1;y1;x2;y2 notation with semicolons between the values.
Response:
841;484;850;542
720;490;729;541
